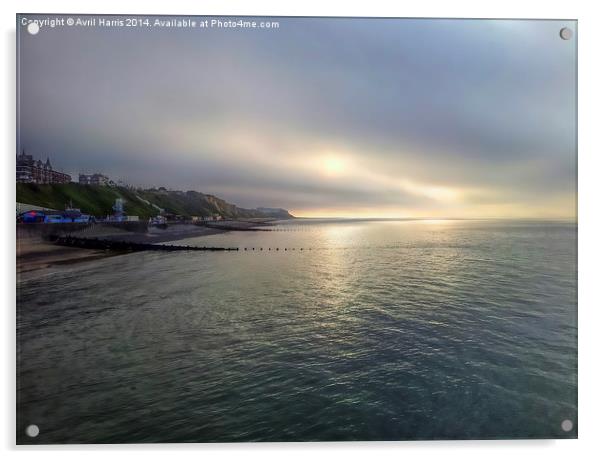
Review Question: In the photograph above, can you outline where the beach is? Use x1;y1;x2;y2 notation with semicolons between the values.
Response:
16;223;233;276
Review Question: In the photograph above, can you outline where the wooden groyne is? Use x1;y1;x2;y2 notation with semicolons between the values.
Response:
49;235;239;252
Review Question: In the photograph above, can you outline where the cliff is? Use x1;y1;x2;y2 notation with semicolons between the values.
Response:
16;183;294;220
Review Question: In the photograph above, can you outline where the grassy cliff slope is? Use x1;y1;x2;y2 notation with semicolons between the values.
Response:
16;183;293;219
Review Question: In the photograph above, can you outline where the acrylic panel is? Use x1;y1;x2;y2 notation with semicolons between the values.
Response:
16;15;577;443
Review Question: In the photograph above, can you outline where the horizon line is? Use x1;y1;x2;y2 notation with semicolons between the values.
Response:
288;216;577;221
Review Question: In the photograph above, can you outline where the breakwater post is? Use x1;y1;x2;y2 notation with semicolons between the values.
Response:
49;235;239;252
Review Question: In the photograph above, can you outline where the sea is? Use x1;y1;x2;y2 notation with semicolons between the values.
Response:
16;219;577;443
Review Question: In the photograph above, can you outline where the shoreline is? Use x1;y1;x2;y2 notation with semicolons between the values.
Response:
16;224;229;276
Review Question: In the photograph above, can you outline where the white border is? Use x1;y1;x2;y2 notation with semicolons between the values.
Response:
3;1;600;458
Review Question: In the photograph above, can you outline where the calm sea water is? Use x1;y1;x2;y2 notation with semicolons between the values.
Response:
17;219;577;443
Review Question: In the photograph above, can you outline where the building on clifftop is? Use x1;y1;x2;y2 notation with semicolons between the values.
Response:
16;150;71;184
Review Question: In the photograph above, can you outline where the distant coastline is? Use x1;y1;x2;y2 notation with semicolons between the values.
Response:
16;182;294;221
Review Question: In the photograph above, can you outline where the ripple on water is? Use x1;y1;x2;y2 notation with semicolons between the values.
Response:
17;220;577;442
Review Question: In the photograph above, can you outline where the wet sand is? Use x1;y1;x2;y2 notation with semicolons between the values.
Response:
17;239;111;275
16;224;228;275
97;224;226;243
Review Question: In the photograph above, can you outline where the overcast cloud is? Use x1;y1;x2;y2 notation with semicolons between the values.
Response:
18;16;576;218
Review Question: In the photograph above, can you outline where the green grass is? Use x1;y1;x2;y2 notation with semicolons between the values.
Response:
17;183;159;218
16;183;284;219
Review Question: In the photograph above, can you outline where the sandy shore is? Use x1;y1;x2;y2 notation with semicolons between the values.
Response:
16;239;113;275
96;224;226;243
16;224;228;275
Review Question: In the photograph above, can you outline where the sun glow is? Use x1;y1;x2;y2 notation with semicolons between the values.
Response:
320;156;347;177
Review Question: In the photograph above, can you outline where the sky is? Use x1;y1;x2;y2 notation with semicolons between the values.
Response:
18;16;577;218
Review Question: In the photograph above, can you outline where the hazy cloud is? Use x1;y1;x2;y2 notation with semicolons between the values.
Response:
18;16;576;218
